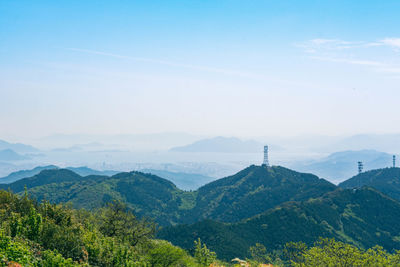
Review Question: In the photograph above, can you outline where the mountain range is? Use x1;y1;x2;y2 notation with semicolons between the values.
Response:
0;165;216;191
3;163;400;260
0;165;335;226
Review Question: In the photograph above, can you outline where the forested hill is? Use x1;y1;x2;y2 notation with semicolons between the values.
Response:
187;165;336;223
0;165;337;226
0;169;190;226
339;167;400;200
158;187;400;260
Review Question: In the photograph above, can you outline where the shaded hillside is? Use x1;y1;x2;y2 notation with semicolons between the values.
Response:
158;187;400;260
187;165;336;223
0;169;193;225
339;167;400;200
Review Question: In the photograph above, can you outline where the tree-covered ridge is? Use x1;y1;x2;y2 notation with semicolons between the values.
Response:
158;187;400;261
339;167;400;200
189;165;336;223
0;166;336;226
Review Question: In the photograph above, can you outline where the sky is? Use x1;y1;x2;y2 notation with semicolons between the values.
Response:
1;0;400;141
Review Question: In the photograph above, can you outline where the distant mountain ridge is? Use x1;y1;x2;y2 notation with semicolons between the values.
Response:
0;139;38;153
291;150;394;184
0;149;29;161
140;169;215;190
65;166;119;177
0;165;118;184
170;136;264;153
0;165;58;184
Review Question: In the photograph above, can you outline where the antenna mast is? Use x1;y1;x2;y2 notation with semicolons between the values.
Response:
394;155;396;168
262;145;269;167
358;161;363;174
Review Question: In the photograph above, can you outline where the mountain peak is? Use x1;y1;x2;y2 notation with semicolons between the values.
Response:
188;164;336;223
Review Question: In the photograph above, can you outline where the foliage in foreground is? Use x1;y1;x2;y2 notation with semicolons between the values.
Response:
0;190;208;266
245;238;400;266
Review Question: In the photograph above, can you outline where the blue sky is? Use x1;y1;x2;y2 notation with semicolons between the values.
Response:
1;0;400;140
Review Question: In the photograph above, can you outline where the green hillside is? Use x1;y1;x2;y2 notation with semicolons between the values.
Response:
158;187;400;260
187;165;336;223
339;167;400;200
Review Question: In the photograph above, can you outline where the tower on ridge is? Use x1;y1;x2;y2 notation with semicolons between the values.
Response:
358;161;363;174
262;145;269;167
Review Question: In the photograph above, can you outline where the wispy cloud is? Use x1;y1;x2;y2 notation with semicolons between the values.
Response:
380;38;400;50
66;47;326;89
298;37;400;52
297;37;400;75
296;39;365;53
67;48;259;78
310;56;385;67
